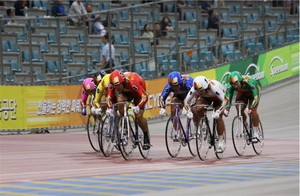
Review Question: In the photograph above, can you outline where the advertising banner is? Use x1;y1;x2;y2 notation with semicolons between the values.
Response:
0;85;84;130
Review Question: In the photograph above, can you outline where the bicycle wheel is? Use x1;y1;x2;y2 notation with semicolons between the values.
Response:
135;122;151;159
118;116;135;160
252;121;264;155
232;116;247;156
187;119;197;157
214;123;226;159
196;117;211;161
100;116;115;157
87;115;101;152
165;116;182;158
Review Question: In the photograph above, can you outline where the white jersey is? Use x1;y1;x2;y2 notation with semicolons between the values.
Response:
185;79;228;111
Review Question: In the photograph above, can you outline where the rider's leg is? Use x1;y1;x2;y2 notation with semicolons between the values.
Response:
192;98;207;127
116;93;127;116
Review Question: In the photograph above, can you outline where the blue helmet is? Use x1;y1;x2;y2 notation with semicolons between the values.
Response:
168;71;183;86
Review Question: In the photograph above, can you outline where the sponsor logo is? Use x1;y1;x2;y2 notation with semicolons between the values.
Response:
245;63;265;80
268;56;289;77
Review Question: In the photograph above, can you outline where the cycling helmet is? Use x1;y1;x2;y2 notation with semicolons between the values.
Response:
93;70;107;85
229;71;243;84
82;78;96;92
110;70;125;86
168;71;183;86
193;76;209;90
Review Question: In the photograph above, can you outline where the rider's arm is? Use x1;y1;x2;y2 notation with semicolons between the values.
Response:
106;84;115;108
248;80;260;109
212;80;229;112
225;84;234;109
132;82;148;109
184;87;197;110
81;87;89;108
159;85;171;108
94;84;104;108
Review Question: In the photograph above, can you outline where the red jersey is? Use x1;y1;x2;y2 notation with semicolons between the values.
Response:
107;72;148;108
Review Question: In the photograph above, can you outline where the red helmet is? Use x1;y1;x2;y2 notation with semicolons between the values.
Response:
110;70;125;86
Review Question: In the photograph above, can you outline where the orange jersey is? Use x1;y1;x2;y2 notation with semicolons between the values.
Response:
107;72;148;108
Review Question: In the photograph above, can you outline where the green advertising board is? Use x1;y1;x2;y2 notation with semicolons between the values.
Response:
216;42;299;87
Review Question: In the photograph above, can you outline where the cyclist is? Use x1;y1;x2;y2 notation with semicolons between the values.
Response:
183;76;229;152
81;77;97;116
106;70;151;150
225;71;261;141
92;71;110;114
159;71;194;116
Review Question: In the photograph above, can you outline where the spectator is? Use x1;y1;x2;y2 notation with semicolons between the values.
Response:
93;15;106;36
212;0;225;7
207;9;225;36
103;13;117;29
199;0;211;13
51;0;66;17
86;4;96;19
244;0;253;7
101;33;115;72
177;0;186;20
14;0;29;16
0;1;4;6
154;22;162;45
3;9;18;25
68;0;87;26
160;16;174;37
142;24;154;45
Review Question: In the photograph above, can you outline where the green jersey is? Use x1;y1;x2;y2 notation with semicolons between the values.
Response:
225;75;261;109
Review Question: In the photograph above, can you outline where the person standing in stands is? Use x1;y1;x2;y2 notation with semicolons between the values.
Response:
51;0;66;17
14;0;29;16
68;0;87;26
101;33;115;73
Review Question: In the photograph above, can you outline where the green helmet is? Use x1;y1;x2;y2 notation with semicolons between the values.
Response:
229;71;243;84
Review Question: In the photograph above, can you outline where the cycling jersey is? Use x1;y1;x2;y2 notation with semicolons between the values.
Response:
107;72;148;108
160;75;194;108
226;75;261;109
94;74;110;108
185;79;229;111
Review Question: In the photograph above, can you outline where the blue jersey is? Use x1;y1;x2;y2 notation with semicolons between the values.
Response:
160;75;194;106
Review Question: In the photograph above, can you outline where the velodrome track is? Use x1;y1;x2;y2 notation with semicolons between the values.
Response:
0;76;299;195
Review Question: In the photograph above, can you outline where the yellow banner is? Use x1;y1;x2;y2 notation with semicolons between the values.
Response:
0;69;216;129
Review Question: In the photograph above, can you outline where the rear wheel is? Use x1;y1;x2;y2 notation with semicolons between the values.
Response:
196;117;210;161
232;116;247;156
87;115;101;152
165;116;182;158
187;119;197;157
118;116;135;160
100;116;115;157
252;121;264;155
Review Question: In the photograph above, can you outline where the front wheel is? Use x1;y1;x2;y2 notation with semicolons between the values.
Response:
214;121;226;159
187;119;197;157
232;116;247;156
100;116;115;157
118;116;135;160
87;115;101;152
165;116;182;158
252;121;264;155
196;117;211;161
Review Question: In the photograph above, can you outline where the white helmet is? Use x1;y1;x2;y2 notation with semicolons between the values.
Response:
193;76;209;90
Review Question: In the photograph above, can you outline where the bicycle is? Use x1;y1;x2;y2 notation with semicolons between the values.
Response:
86;102;106;152
99;102;151;160
231;103;264;156
99;102;120;157
164;103;197;158
195;104;226;161
118;102;151;160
